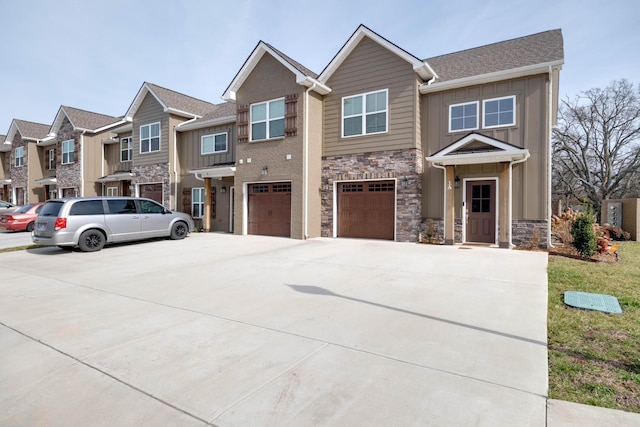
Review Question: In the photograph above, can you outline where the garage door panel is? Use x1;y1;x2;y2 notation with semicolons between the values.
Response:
248;183;291;238
338;181;395;240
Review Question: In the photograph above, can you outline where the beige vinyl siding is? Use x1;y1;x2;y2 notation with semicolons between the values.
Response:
133;93;169;166
422;74;550;220
82;133;107;196
178;123;236;173
27;142;44;202
323;37;421;156
104;131;133;175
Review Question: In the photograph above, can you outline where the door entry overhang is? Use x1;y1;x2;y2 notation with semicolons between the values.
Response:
425;133;529;166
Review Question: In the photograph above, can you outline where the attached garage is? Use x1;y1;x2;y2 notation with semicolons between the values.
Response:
139;183;163;203
248;182;292;237
338;180;395;240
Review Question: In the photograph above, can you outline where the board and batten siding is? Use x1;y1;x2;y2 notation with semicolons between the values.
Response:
178;122;236;173
422;75;550;220
132;93;169;166
323;36;421;157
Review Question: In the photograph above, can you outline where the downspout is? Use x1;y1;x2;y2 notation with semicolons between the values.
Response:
431;162;447;242
174;117;198;210
509;153;530;247
304;82;317;239
100;139;105;196
547;65;555;248
80;131;86;196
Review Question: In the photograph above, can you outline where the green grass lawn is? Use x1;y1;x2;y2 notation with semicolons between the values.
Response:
548;242;640;412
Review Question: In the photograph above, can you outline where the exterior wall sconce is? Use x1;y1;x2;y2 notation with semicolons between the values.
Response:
454;176;460;188
401;176;409;188
220;185;226;193
261;166;268;176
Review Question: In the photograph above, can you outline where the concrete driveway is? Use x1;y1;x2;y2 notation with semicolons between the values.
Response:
0;234;549;426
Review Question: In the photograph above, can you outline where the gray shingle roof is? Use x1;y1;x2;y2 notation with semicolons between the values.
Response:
146;82;218;116
264;43;318;79
425;29;564;82
14;120;50;140
197;102;236;122
62;106;121;131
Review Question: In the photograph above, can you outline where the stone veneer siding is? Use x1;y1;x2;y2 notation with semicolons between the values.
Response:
10;135;28;200
321;149;422;242
132;163;171;207
420;218;549;248
56;118;82;193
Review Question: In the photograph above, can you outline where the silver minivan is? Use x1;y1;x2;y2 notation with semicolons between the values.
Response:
32;197;195;252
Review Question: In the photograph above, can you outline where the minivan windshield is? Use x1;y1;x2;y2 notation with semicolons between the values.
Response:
39;201;64;217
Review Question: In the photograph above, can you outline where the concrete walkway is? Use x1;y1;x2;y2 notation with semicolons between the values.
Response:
0;233;637;426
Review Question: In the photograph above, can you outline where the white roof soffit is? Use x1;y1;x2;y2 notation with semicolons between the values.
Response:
222;42;330;101
96;172;134;182
35;177;57;184
319;25;437;83
420;61;564;94
176;116;236;132
425;133;530;166
0;179;11;184
189;166;236;179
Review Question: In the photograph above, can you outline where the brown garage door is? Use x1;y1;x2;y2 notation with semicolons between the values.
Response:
140;183;163;203
248;182;291;237
338;181;395;240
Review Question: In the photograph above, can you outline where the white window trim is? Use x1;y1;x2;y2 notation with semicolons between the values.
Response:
140;122;161;154
448;101;479;133
192;187;205;218
15;146;24;167
106;187;118;196
482;95;516;129
341;88;389;138
121;137;133;162
62;139;74;164
250;97;285;142
48;148;55;170
201;132;228;155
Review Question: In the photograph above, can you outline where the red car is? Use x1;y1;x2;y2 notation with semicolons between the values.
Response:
0;202;45;232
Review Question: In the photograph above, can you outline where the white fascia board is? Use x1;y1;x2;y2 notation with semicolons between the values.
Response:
93;119;129;134
49;106;68;135
188;166;236;179
435;133;523;157
125;83;168;121
296;76;332;95
426;149;530;166
37;136;57;146
420;61;564;94
176;116;236;132
165;107;200;119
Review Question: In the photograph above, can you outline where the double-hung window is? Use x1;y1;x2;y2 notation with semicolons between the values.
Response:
48;148;55;170
121;137;132;161
15;146;24;167
140;122;160;153
342;89;388;137
449;101;479;132
201;132;227;154
62;139;74;164
483;96;516;128
251;98;284;141
192;188;204;218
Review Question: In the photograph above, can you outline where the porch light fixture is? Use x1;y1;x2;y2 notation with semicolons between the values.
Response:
220;185;226;193
261;166;268;176
454;176;460;188
402;176;409;188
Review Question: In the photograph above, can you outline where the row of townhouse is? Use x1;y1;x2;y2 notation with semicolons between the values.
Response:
0;25;564;247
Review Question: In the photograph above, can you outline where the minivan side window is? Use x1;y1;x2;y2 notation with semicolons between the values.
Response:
139;200;165;214
107;199;137;214
69;200;105;215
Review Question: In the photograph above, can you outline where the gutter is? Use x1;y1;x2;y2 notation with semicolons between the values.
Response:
176;115;235;132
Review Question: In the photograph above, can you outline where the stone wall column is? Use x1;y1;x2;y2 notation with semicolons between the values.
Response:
499;162;510;248
444;165;455;245
203;177;212;232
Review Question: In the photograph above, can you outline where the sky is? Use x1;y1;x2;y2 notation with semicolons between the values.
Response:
1;0;639;133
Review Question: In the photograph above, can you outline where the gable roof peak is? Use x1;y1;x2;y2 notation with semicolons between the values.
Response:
318;24;437;83
125;82;217;121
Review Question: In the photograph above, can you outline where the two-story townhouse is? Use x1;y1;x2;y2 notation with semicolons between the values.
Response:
176;101;236;232
109;82;218;209
39;106;124;199
4;119;50;204
223;25;563;247
222;42;330;238
0;134;9;201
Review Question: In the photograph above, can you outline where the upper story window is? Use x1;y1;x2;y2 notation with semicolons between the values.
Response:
121;137;132;162
449;101;479;132
342;89;388;137
201;132;228;154
48;148;55;170
251;98;284;141
15;146;24;167
140;122;160;153
483;96;516;128
62;139;75;164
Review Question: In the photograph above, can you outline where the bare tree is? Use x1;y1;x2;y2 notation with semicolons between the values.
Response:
553;79;640;219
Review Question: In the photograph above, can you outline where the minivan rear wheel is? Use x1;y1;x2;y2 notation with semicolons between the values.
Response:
170;222;187;240
78;229;105;252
